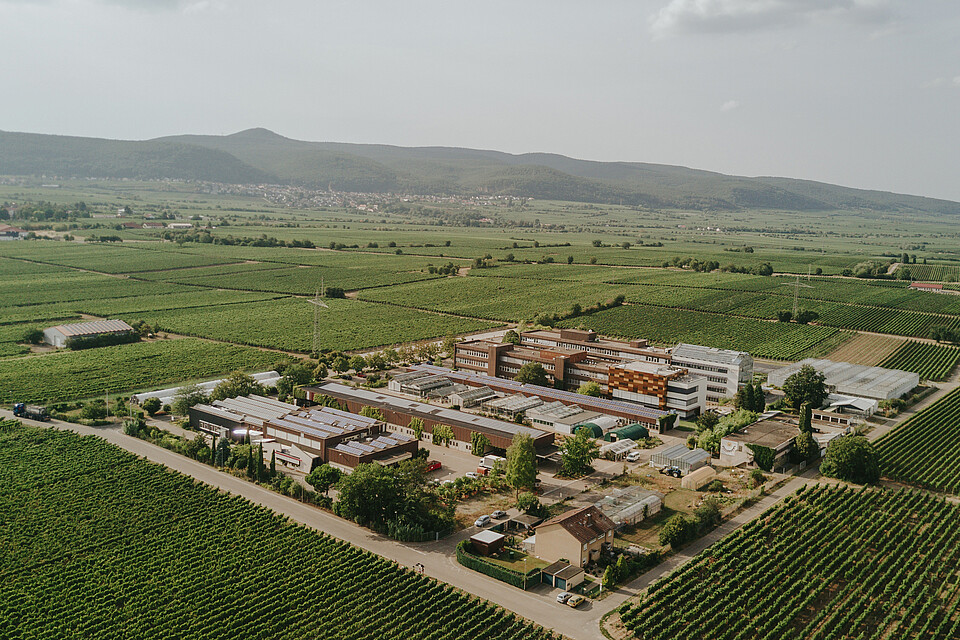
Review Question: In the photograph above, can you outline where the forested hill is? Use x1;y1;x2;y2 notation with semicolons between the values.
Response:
2;127;958;214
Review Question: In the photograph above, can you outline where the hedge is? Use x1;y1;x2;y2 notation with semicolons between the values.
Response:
455;540;541;590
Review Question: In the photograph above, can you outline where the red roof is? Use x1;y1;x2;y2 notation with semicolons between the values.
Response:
911;282;943;290
538;505;616;544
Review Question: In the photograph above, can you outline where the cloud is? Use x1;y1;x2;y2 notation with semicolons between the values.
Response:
720;100;740;112
650;0;895;37
922;76;960;89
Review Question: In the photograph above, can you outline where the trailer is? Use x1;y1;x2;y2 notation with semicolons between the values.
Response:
13;403;49;421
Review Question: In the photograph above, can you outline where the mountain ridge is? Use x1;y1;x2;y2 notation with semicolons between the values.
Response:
1;128;957;214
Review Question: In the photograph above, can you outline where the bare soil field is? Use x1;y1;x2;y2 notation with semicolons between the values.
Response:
825;332;904;365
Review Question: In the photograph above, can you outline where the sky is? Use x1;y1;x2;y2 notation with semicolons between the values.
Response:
2;0;959;201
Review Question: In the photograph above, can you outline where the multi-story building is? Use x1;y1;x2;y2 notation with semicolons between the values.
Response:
454;329;748;417
535;505;616;568
670;343;754;403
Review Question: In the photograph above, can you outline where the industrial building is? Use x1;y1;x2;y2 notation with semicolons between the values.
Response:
767;359;919;401
526;402;603;434
718;411;852;469
132;371;281;408
299;382;554;451
454;329;751;414
188;394;418;472
405;364;673;430
42;319;135;348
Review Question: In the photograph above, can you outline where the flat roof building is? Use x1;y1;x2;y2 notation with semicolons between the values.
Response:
300;382;554;450
767;359;919;401
671;343;754;403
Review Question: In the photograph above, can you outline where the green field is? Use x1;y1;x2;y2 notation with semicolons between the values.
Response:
619;484;960;640
875;387;960;494
559;304;850;360
0;339;280;403
0;422;553;640
879;341;960;381
121;297;498;353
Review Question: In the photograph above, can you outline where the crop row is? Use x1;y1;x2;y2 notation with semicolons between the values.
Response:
879;341;960;381
0;241;238;273
558;304;849;360
0;338;280;403
0;424;554;640
620;484;960;640
122;297;498;353
875;386;960;494
906;263;960;282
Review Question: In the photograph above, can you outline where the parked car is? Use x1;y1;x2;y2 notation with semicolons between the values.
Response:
425;460;442;472
556;592;572;604
474;515;491;527
491;510;507;519
625;450;642;463
465;471;480;479
566;595;585;608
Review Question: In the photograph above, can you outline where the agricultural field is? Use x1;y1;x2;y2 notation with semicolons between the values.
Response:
358;275;633;322
0;339;280;403
71;289;284;317
618;484;960;640
875;387;960;494
121;297;499;353
0;241;240;273
880;341;960;381
0;423;553;640
906;263;960;282
824;333;905;366
560;304;851;360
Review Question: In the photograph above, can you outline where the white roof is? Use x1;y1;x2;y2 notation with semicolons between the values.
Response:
672;343;750;366
768;359;918;400
470;529;505;544
47;319;133;337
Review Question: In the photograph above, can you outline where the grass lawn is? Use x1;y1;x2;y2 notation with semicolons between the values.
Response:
483;549;550;573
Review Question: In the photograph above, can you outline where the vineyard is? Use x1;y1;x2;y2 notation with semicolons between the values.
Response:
0;339;279;403
875;387;960;494
906;263;960;282
824;333;904;366
122;298;498;353
879;341;960;381
559;305;851;360
619;484;960;640
0;423;554;640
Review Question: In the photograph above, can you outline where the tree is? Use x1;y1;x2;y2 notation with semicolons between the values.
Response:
735;384;755;411
516;491;540;513
558;429;600;477
441;334;459;358
313;364;329;380
171;383;208;416
334;463;404;525
795;310;819;324
514;362;549;387
349;355;367;373
695;411;719;433
794;430;819;463
210;371;265;401
185;433;209;460
306;463;343;496
432;424;454;446
141;397;162;416
276;362;314;398
359;406;384;421
776;310;793;323
22;327;44;344
332;356;349;374
269;450;276;477
502;330;521;345
214;437;231;467
367;353;387;371
409;417;424;440
798;402;812;433
820;435;880;484
659;513;692;549
506;432;538;498
471;432;490;457
752;381;765;412
576;381;602;397
782;364;828;411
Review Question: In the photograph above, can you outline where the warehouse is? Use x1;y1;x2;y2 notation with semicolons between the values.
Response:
407;364;672;429
189;395;418;471
300;382;554;450
767;359;919;401
42;319;135;349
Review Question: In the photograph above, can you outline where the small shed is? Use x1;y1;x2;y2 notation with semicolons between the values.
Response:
599;438;637;461
507;514;543;532
681;466;717;490
541;561;585;590
469;530;505;556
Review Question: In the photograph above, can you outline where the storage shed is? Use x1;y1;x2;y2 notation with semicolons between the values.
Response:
43;319;135;348
469;530;505;556
681;466;717;490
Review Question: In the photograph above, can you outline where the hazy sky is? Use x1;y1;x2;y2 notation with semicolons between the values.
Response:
2;0;959;201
